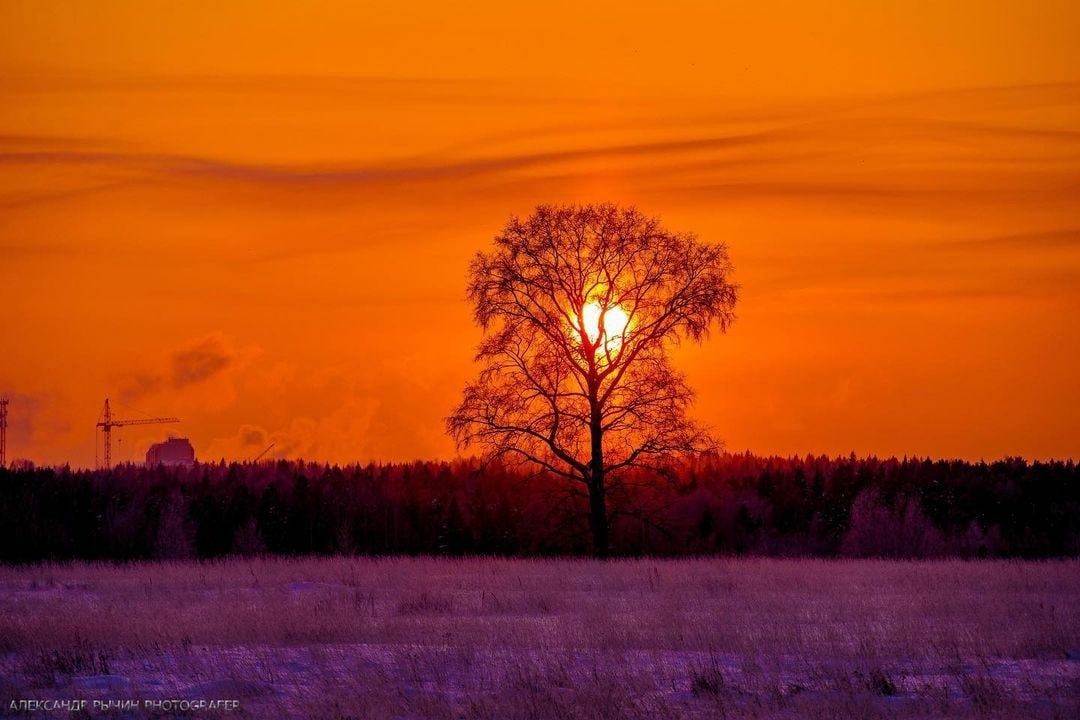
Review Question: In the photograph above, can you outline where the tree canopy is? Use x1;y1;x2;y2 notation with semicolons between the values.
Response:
448;204;738;555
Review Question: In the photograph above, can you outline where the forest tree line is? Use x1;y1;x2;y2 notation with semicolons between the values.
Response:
0;453;1076;562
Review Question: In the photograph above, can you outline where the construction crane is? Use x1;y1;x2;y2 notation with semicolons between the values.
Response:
0;397;8;468
96;398;179;470
252;442;275;463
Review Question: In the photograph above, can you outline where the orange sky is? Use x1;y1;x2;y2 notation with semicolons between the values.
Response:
1;1;1078;467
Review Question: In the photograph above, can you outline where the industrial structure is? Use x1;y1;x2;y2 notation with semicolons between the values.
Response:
252;442;275;463
96;398;179;469
145;437;196;467
0;397;8;468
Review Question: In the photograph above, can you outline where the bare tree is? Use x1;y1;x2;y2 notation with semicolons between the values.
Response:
448;204;737;557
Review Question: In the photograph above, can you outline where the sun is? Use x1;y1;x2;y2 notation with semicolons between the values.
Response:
582;301;630;351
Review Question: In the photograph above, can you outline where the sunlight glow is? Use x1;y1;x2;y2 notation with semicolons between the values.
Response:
582;301;630;353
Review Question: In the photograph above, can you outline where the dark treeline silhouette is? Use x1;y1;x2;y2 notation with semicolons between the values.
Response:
0;453;1076;562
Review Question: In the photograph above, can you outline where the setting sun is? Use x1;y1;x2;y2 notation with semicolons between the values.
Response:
582;301;630;351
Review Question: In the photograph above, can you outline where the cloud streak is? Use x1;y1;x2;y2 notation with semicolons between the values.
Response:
2;82;1077;212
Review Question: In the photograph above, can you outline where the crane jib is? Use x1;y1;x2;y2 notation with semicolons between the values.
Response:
96;398;181;469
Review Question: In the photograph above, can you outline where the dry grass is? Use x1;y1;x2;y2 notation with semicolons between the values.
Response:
1;557;1077;718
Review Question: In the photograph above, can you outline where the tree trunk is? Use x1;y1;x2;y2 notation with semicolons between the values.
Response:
588;399;609;558
587;478;609;558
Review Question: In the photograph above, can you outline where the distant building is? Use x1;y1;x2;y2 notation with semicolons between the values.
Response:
146;437;195;467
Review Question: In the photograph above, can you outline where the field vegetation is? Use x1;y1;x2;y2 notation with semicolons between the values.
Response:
1;557;1077;718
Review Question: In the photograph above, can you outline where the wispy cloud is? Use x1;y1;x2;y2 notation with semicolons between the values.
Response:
2;79;1077;200
0;130;777;185
939;229;1080;250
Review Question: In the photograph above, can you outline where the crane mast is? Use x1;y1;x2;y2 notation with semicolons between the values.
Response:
96;398;179;469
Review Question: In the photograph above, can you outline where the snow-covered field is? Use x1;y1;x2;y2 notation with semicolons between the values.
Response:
1;558;1077;718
